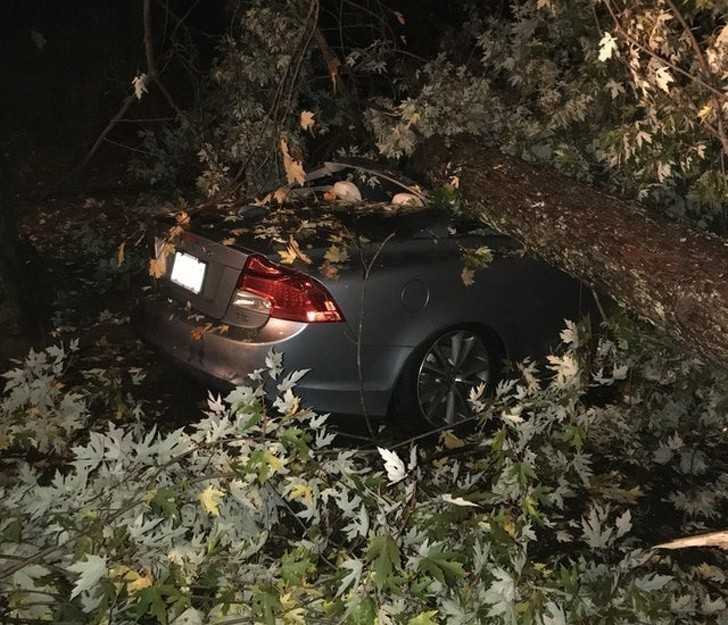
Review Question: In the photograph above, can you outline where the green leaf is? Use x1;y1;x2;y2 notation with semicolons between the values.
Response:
348;595;376;625
417;545;464;584
366;533;401;590
407;610;439;625
281;548;316;587
253;588;280;625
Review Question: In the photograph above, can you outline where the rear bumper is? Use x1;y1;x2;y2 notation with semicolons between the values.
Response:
135;297;411;416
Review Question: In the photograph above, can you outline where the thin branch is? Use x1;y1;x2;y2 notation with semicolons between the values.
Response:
74;95;136;174
143;0;182;116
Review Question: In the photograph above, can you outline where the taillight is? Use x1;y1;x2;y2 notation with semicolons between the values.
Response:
237;255;343;323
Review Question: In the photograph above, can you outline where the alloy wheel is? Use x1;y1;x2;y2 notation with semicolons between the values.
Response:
415;329;491;426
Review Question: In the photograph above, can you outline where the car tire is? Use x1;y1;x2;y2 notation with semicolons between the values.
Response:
390;326;502;429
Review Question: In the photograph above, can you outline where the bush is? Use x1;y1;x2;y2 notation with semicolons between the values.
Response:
2;321;727;624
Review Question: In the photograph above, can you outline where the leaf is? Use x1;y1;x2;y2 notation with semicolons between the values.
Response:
461;267;475;287
598;32;618;62
289;236;312;264
198;484;225;517
280;137;306;186
615;509;632;538
324;244;349;263
366;534;401;590
300;110;316;131
273;186;289;204
67;554;107;598
278;246;298;265
654;66;674;93
127;571;154;594
698;103;714;122
442;494;480;508
407;611;438;625
336;558;363;596
441;431;465;449
377;447;406;484
132;73;149;100
116;241;126;267
417;544;464;584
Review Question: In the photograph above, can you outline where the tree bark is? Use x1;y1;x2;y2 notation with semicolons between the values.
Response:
413;135;728;366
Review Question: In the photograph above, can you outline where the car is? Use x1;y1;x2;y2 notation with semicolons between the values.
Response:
136;161;595;426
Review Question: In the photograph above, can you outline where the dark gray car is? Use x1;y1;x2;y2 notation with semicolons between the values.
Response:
137;162;594;425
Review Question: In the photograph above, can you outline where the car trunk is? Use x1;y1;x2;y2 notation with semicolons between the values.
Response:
152;198;447;325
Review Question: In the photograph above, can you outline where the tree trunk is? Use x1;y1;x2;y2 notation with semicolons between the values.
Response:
413;135;728;366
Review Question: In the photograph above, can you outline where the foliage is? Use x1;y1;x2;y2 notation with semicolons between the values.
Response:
2;320;728;624
368;0;728;229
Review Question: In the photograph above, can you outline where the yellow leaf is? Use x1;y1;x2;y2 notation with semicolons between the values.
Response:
264;450;284;474
299;110;316;131
116;241;126;267
127;571;154;594
149;254;168;279
288;236;312;264
324;244;349;264
176;210;191;226
461;267;475;287
273;186;290;204
198;485;225;517
278;246;298;265
280;137;306;186
288;483;314;506
253;192;273;206
698;103;713;122
440;431;465;449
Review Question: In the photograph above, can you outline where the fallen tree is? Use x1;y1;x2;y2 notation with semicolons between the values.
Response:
414;135;728;366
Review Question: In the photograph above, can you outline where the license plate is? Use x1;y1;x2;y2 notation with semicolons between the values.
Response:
170;251;206;294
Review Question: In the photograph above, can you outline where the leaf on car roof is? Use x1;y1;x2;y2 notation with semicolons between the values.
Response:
287;236;312;265
324;244;349;264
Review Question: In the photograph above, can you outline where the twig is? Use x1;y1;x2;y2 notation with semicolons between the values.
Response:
74;95;136;174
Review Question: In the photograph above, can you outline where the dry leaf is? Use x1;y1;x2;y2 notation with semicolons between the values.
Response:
461;267;475;287
323;189;337;202
116;241;126;267
324;244;349;264
191;323;213;341
253;192;273;206
321;262;340;279
288;236;312;264
393;10;406;24
449;175;460;189
279;137;306;186
440;431;466;449
300;110;316;131
176;210;191;226
278;246;298;265
222;238;236;246
273;186;290;204
149;254;168;279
